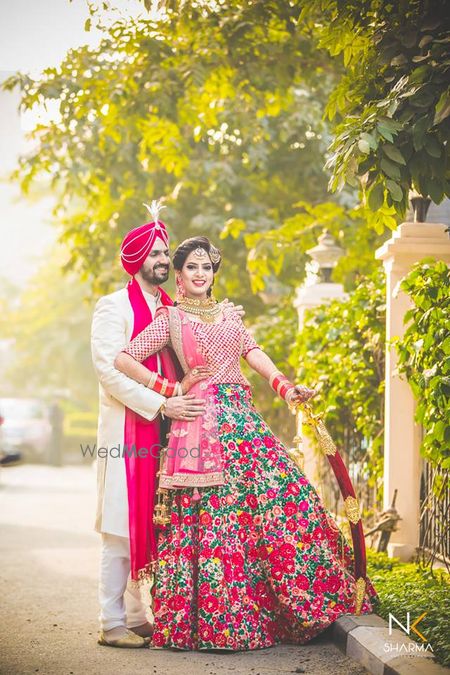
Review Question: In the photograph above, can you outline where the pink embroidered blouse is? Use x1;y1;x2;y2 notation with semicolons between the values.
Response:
123;311;261;387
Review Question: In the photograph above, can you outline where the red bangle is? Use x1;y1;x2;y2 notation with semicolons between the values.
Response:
269;371;295;401
151;375;177;397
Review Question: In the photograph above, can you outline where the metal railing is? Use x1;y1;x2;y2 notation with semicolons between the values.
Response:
418;460;450;572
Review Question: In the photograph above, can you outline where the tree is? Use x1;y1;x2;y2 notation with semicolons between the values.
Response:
0;251;98;412
154;0;450;221
300;0;450;216
240;200;390;295
2;8;338;310
7;0;435;443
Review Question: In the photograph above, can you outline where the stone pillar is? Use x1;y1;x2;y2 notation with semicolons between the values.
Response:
375;222;450;561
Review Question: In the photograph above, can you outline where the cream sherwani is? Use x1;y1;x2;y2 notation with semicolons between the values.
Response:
91;285;165;630
91;287;165;536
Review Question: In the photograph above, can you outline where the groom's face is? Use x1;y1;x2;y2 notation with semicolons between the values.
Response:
139;238;171;285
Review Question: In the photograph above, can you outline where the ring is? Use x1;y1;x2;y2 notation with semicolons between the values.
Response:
192;368;199;375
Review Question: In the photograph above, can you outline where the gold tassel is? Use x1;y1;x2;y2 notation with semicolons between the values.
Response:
355;576;366;615
288;405;305;471
153;447;171;527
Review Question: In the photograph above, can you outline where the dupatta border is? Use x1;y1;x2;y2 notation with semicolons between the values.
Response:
166;306;189;373
160;470;224;488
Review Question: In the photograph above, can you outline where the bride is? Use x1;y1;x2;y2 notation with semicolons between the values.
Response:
114;235;377;651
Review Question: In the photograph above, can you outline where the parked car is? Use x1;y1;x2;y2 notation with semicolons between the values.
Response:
0;398;52;463
0;410;22;465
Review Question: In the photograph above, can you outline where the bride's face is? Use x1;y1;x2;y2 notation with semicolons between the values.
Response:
179;249;214;299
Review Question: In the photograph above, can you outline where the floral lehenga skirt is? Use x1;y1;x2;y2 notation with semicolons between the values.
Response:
151;384;378;651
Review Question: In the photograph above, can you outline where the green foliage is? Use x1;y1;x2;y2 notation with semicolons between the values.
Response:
396;260;450;471
2;7;337;310
7;0;447;448
367;549;450;666
292;271;386;491
239;200;389;294
300;0;450;217
4;1;447;302
3;0;392;434
0;253;98;412
155;0;450;224
245;294;299;446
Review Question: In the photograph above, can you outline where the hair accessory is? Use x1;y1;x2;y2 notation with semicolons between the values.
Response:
209;245;221;264
193;245;221;264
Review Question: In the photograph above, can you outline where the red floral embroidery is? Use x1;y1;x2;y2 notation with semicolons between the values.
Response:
209;493;220;509
151;384;378;652
283;501;298;517
246;493;258;509
237;511;252;527
200;512;212;526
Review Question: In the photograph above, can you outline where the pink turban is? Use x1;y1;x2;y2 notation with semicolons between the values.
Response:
120;220;170;276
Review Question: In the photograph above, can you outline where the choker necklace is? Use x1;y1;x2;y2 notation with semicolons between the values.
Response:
177;296;222;323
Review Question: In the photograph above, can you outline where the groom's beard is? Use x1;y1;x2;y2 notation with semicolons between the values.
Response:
140;264;170;286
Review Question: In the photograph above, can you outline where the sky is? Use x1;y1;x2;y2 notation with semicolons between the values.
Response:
0;0;146;72
0;0;146;288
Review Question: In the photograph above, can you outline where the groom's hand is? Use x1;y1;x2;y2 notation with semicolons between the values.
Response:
221;298;245;318
164;394;206;420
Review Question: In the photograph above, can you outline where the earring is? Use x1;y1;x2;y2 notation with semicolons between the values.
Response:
176;275;185;302
207;278;216;301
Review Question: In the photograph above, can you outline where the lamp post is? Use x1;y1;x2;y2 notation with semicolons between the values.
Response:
306;229;344;283
409;189;431;224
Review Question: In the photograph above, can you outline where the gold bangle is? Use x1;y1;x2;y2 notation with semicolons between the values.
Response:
160;378;168;396
146;372;157;389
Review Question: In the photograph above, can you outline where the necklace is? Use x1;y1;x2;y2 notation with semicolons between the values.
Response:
177;296;222;323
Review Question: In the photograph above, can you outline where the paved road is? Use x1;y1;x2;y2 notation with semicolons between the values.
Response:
0;464;368;675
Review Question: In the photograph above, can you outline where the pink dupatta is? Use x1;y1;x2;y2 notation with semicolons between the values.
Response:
123;278;180;581
158;307;225;490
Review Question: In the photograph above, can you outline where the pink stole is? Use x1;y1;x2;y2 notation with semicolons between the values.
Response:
159;307;225;489
123;278;178;581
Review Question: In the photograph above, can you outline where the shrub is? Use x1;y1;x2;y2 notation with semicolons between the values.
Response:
367;549;450;666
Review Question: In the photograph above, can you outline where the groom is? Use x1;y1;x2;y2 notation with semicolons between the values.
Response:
91;211;206;648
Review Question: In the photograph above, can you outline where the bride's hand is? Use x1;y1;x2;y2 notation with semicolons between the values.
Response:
181;366;212;393
287;385;317;405
221;298;245;318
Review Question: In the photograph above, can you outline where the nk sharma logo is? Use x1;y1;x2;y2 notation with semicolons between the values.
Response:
384;611;434;655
